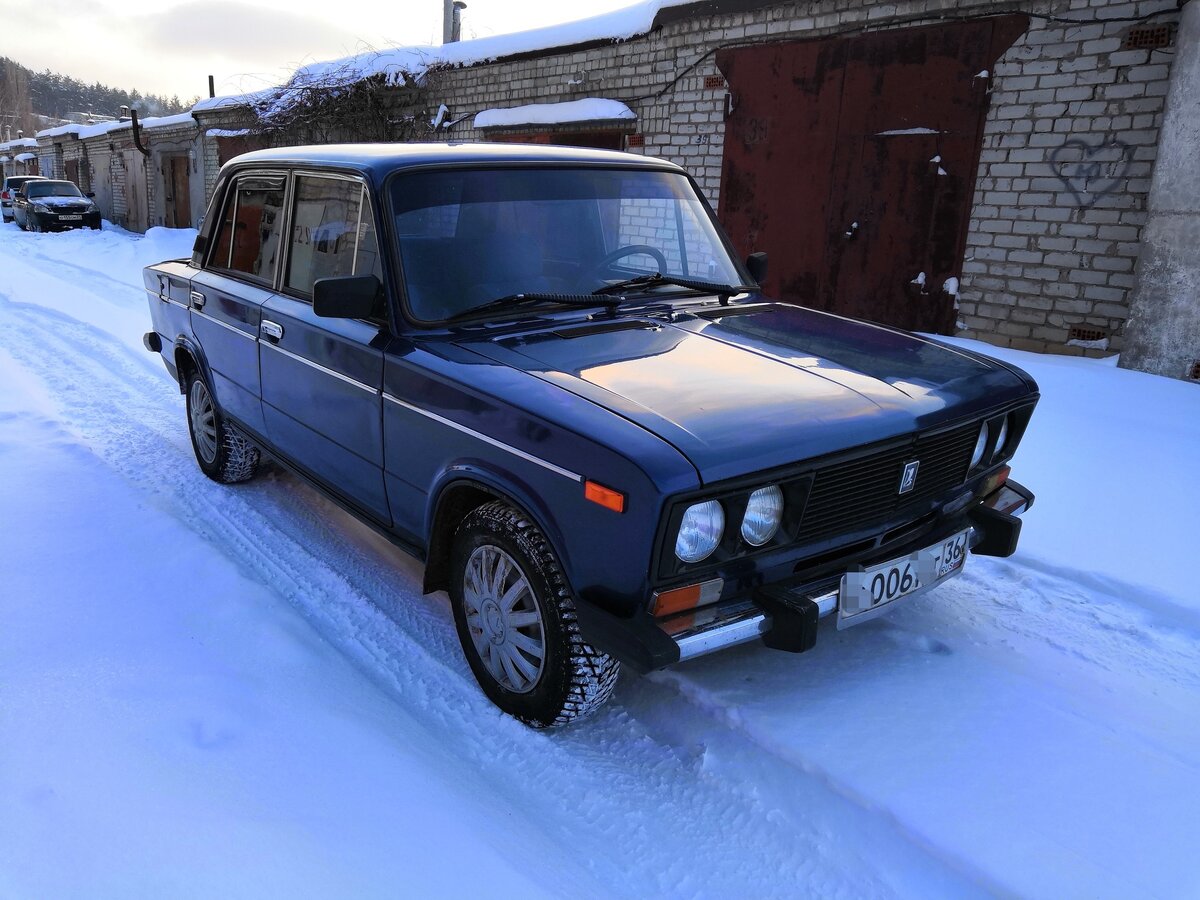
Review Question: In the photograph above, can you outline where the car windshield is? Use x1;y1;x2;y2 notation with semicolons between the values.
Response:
390;167;744;322
28;182;82;198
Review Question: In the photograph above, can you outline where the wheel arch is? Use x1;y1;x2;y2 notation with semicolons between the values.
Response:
172;336;212;397
422;472;573;597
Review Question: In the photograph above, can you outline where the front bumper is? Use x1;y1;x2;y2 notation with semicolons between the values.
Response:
576;480;1034;671
31;211;101;230
666;479;1033;661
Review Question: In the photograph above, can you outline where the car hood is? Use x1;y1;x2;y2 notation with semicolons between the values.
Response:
31;196;90;207
461;302;1036;484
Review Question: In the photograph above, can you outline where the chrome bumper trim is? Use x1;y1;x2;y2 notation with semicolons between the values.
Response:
671;587;839;661
675;610;771;660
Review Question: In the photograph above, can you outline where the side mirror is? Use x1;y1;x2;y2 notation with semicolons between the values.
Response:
86;192;96;199
746;251;768;285
313;274;381;320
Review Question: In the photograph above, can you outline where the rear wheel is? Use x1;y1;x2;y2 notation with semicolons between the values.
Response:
449;501;620;727
185;370;260;484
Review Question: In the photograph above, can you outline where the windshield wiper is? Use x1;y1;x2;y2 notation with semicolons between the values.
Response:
592;272;757;303
445;292;620;323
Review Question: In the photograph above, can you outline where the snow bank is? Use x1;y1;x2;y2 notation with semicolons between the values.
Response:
474;98;635;129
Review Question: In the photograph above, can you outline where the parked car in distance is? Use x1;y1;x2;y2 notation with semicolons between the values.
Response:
14;179;101;231
1;175;46;222
142;144;1038;727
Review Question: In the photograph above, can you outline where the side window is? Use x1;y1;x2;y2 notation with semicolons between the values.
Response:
208;174;286;284
286;175;381;297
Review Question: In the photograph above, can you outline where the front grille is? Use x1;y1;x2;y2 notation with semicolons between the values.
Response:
795;422;978;543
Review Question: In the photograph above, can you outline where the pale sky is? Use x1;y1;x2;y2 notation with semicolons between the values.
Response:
1;0;637;102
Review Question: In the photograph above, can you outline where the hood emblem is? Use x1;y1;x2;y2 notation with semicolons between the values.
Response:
899;460;920;494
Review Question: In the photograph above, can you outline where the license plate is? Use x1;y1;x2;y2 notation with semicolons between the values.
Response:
838;530;969;627
59;215;82;221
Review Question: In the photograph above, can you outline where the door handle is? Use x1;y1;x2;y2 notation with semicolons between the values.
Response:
260;320;284;342
190;291;206;309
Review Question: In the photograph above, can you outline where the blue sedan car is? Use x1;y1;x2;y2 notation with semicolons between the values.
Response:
143;144;1037;727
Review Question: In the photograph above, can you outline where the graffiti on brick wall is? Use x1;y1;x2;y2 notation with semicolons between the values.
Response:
1050;137;1133;208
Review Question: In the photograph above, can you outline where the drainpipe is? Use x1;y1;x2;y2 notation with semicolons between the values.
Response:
130;109;150;157
1120;0;1200;380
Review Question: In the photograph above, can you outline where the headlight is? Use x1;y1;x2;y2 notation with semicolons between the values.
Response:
741;485;784;546
675;500;724;563
970;422;989;469
32;203;49;213
991;417;1009;462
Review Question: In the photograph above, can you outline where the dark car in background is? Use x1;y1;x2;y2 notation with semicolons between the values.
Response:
1;175;46;222
14;179;101;232
142;144;1038;727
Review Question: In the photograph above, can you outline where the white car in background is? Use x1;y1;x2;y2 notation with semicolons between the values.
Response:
1;176;47;222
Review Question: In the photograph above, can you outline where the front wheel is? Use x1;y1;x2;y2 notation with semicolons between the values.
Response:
450;501;620;727
184;370;260;484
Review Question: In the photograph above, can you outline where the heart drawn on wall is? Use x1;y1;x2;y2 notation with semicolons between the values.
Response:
1049;138;1133;208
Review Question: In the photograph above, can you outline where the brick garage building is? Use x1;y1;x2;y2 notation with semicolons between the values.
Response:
27;0;1197;378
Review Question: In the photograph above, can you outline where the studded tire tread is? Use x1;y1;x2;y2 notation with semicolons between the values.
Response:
450;501;620;727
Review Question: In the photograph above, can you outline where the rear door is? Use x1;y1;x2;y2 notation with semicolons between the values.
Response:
259;171;390;523
190;171;288;437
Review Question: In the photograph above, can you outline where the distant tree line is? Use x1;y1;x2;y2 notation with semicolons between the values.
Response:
1;56;199;137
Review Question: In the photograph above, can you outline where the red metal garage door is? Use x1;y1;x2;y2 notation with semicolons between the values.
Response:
717;16;1027;334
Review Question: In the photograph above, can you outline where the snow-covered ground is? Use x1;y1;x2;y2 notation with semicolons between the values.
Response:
1;222;1198;899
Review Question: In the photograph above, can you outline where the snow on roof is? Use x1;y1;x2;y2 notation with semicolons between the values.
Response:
36;123;82;140
0;138;38;151
14;152;36;161
206;128;252;138
192;88;276;114
255;0;697;111
139;112;198;132
474;98;636;129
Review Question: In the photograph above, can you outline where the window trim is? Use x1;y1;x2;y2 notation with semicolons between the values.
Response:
280;169;374;303
202;168;290;289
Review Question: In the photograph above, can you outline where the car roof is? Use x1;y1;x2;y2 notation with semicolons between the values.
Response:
227;142;686;179
27;180;76;187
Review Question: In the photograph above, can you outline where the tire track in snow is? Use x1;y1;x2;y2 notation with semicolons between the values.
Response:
0;277;988;896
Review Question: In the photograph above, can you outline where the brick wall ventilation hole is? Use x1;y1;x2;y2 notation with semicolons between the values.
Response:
1068;326;1109;343
1189;360;1200;382
1122;25;1175;50
704;74;726;89
627;133;645;148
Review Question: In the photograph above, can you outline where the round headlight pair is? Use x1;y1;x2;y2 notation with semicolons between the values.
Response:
674;485;784;563
970;418;1013;470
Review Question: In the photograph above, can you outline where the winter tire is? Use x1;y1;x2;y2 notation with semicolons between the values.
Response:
450;501;620;727
185;370;260;484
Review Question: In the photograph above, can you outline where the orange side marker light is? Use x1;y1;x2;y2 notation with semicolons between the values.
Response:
584;480;626;513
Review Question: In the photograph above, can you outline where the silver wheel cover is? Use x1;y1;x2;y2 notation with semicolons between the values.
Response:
188;379;219;465
463;545;546;694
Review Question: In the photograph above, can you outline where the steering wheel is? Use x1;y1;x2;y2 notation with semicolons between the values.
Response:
590;244;668;282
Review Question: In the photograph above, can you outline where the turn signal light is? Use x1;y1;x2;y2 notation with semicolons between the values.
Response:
584;480;626;513
982;465;1011;497
650;578;724;617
